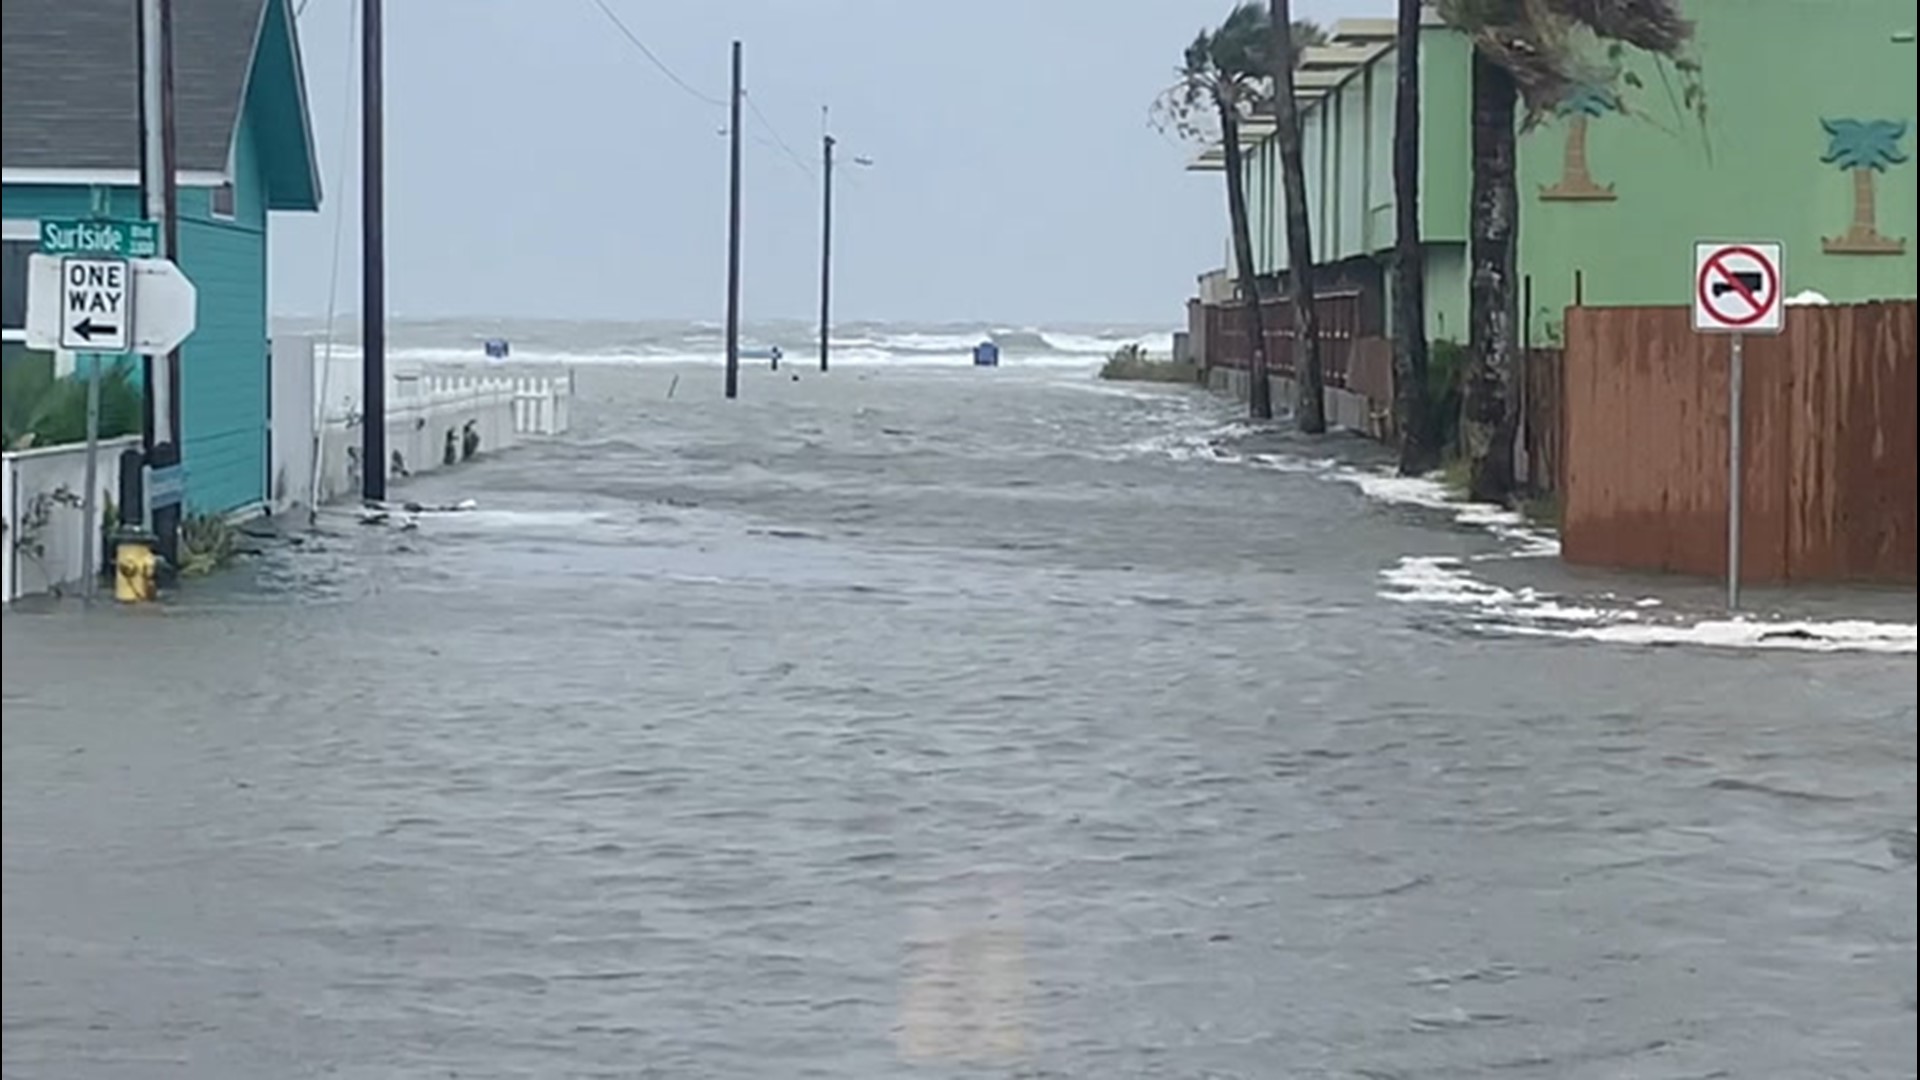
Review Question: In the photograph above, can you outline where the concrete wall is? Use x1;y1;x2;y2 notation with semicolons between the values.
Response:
0;436;142;603
269;335;316;513
3;351;575;604
309;371;575;506
1205;366;1382;436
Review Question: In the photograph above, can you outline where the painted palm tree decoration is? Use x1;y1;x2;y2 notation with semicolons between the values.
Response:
1541;82;1619;200
1820;118;1909;254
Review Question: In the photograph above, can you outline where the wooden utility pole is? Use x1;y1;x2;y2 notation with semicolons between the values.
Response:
724;41;744;399
137;0;183;558
361;0;387;501
818;121;835;373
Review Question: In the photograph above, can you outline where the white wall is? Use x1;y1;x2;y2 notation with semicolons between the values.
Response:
309;371;574;506
269;336;317;514
1;436;142;604
3;344;575;603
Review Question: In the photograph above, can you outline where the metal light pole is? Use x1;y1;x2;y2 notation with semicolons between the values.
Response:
817;129;834;373
816;108;871;375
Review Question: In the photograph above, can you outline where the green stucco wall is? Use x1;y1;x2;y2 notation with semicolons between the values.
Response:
1518;0;1918;337
1225;0;1917;344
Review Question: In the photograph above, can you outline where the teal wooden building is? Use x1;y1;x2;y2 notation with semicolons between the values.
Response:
2;0;321;514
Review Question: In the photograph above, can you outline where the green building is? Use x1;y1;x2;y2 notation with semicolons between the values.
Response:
1190;0;1917;348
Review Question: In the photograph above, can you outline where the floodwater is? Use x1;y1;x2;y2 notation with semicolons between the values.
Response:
5;362;1915;1079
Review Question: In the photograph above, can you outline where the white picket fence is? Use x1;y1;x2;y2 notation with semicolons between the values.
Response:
3;340;577;605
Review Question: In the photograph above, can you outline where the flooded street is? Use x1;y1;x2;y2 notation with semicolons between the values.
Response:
5;363;1916;1079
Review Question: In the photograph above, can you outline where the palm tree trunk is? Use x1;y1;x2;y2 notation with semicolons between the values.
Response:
1564;115;1593;188
1851;166;1877;234
1463;48;1519;504
1221;103;1274;420
1391;0;1436;475
1270;0;1325;434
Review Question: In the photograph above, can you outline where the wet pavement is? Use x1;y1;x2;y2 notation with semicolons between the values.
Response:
5;362;1916;1078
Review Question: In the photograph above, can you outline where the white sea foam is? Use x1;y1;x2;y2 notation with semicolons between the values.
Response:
1124;417;1916;656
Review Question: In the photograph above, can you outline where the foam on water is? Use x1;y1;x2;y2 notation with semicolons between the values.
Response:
1126;418;1916;656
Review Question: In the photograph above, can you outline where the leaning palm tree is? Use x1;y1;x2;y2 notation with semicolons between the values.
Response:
1438;0;1696;503
1268;0;1327;434
1391;0;1438;475
1156;3;1280;420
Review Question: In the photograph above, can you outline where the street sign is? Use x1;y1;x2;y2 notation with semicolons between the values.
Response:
129;259;199;355
1693;241;1785;334
39;217;160;259
58;257;133;353
24;254;197;356
1691;240;1786;615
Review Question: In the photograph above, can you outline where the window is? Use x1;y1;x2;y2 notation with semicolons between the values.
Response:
210;182;236;219
2;220;37;340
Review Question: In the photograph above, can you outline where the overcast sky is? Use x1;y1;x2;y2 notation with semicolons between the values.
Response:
269;0;1370;325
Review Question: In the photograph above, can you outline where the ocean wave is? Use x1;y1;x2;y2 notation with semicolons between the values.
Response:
313;343;1126;370
280;319;1179;367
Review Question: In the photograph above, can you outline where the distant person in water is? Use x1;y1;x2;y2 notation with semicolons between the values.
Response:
770;345;783;371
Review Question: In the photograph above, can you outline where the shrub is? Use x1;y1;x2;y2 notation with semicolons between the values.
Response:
1426;339;1469;458
177;511;240;578
1099;343;1201;384
2;348;144;450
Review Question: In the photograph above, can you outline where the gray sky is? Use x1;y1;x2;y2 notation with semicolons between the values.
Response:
269;0;1367;325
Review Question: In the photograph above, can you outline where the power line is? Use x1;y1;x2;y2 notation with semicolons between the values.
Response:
744;91;816;179
584;0;728;108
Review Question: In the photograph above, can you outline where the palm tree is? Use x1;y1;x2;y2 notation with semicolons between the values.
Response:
1268;0;1327;434
1437;0;1694;504
1540;82;1620;200
1392;0;1438;475
1155;4;1279;419
1820;118;1909;254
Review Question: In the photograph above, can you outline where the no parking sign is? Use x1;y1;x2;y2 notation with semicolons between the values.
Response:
1692;239;1787;616
1693;241;1785;334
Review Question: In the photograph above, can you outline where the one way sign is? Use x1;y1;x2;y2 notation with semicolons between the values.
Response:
23;253;197;356
59;257;132;352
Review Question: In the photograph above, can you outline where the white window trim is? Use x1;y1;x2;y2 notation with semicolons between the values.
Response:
209;182;237;221
3;220;37;336
2;167;227;188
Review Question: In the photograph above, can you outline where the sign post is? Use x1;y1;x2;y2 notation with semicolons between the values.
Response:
24;217;198;601
1692;240;1785;613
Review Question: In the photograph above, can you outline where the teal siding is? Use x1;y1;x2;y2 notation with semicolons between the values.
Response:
176;107;269;513
249;0;322;211
2;117;272;514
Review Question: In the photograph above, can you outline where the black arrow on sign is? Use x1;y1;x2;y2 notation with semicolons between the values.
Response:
72;317;120;342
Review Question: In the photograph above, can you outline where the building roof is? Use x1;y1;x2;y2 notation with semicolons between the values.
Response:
1;0;319;208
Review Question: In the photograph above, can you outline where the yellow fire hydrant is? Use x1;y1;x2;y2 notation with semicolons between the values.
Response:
114;529;158;604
